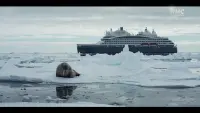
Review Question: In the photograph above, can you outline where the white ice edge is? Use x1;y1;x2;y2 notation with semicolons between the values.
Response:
0;46;200;87
0;102;118;107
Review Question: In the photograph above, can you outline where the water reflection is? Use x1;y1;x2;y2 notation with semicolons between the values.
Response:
56;85;77;100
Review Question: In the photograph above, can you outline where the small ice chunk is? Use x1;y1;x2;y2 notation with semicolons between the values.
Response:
22;84;34;87
28;95;39;99
167;103;179;107
19;93;28;96
45;96;53;102
45;96;66;103
22;96;32;102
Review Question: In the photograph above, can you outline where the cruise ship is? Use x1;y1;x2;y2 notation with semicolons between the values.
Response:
77;27;177;56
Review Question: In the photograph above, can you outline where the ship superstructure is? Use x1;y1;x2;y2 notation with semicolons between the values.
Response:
77;27;177;56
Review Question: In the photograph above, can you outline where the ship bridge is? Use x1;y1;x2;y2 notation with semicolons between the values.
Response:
100;27;169;43
136;27;169;39
102;27;164;39
136;27;158;38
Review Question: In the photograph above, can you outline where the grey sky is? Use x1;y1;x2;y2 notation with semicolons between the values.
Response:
0;7;200;52
0;7;200;37
1;7;200;17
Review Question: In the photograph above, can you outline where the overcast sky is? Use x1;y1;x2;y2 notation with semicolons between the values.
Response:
0;7;200;52
1;7;200;17
0;7;200;36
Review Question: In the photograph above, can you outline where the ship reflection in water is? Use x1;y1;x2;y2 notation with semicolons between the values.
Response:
56;85;77;100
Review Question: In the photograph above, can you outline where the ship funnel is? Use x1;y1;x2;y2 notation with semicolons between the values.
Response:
145;27;147;32
120;27;123;31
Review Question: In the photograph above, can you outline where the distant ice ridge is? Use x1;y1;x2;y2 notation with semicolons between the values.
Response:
0;102;117;107
0;51;200;88
19;56;55;64
0;75;43;83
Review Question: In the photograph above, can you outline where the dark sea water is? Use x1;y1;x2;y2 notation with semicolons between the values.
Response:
0;82;200;107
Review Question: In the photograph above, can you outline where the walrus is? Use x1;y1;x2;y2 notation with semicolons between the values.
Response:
56;62;80;78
